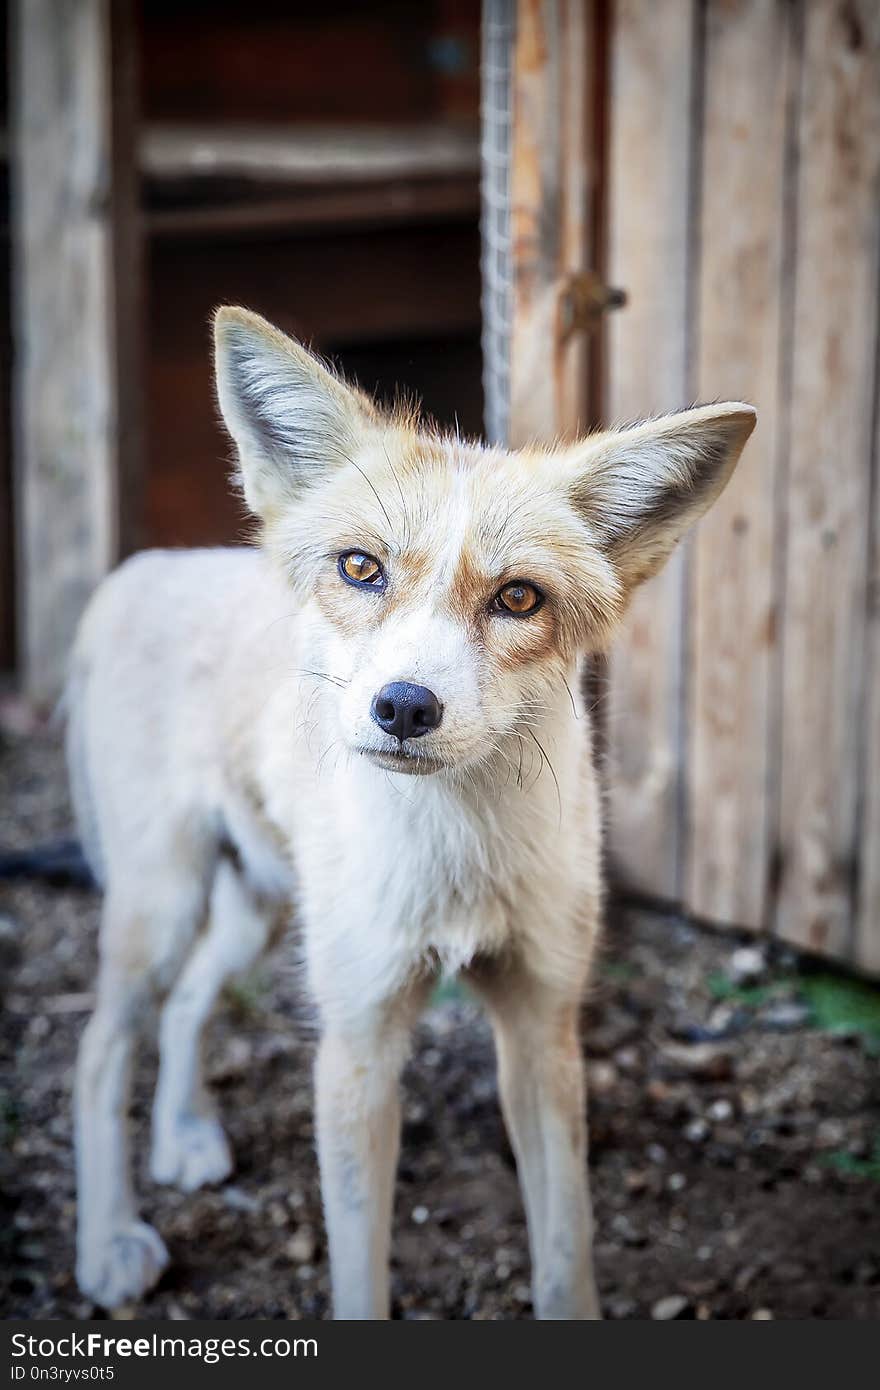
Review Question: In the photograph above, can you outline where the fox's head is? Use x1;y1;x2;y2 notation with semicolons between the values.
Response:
214;307;755;778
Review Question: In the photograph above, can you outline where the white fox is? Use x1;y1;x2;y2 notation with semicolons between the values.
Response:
69;306;755;1317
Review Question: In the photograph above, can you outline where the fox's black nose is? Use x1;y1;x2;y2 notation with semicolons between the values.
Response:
371;682;443;742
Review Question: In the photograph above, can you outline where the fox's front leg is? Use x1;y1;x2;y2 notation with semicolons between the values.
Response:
314;984;427;1319
469;957;601;1319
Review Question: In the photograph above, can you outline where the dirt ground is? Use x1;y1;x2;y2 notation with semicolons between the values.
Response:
1;724;879;1320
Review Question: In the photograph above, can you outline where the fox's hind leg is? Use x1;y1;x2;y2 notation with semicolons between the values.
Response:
75;845;212;1309
150;857;274;1192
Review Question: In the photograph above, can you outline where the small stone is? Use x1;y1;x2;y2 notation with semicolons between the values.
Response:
751;1308;774;1320
607;1297;637;1320
652;1294;690;1320
661;1041;734;1081
739;1086;762;1116
685;1117;710;1143
285;1227;316;1264
614;1046;640;1073
708;1099;734;1123
761;1000;809;1032
670;1013;735;1045
223;1186;259;1213
816;1118;846;1148
708;1002;750;1038
729;946;766;984
412;1205;430;1225
667;1172;687;1192
646;1142;667;1165
590;1060;618;1094
624;1168;649;1192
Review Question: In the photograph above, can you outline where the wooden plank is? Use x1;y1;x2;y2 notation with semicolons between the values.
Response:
684;0;793;929
141;123;480;185
10;0;142;698
110;0;145;560
776;0;880;960
0;232;13;673
508;0;598;445
858;383;880;975
604;0;695;898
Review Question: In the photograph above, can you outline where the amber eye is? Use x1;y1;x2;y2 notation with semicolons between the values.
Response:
492;580;543;616
339;551;385;589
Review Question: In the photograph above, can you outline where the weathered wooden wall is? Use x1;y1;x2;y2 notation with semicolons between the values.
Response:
10;0;142;701
507;0;602;447
604;0;880;973
499;0;879;972
605;0;695;900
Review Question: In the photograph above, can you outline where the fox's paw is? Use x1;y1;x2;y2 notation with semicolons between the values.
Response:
150;1114;233;1192
77;1221;169;1308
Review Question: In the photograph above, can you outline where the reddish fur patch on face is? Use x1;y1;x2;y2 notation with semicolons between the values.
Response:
446;542;555;666
445;544;491;629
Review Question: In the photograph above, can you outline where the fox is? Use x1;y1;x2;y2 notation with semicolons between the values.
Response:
68;305;755;1318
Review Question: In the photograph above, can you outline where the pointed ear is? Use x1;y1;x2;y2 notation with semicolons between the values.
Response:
213;306;374;518
567;403;756;590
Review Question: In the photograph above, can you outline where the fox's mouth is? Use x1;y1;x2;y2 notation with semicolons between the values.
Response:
357;745;445;776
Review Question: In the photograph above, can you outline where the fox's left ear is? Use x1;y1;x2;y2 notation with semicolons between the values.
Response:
566;403;756;590
213;305;374;519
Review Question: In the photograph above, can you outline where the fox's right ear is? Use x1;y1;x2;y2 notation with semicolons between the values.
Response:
213;306;373;518
566;402;756;592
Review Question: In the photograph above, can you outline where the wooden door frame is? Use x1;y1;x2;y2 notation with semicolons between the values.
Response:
10;0;143;701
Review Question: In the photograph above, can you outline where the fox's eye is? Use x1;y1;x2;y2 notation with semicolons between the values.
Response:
492;581;543;616
339;551;385;589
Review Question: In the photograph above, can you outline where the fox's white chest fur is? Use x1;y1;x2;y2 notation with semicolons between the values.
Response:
237;664;594;1019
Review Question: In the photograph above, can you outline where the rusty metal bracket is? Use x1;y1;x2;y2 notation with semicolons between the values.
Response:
559;271;627;342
